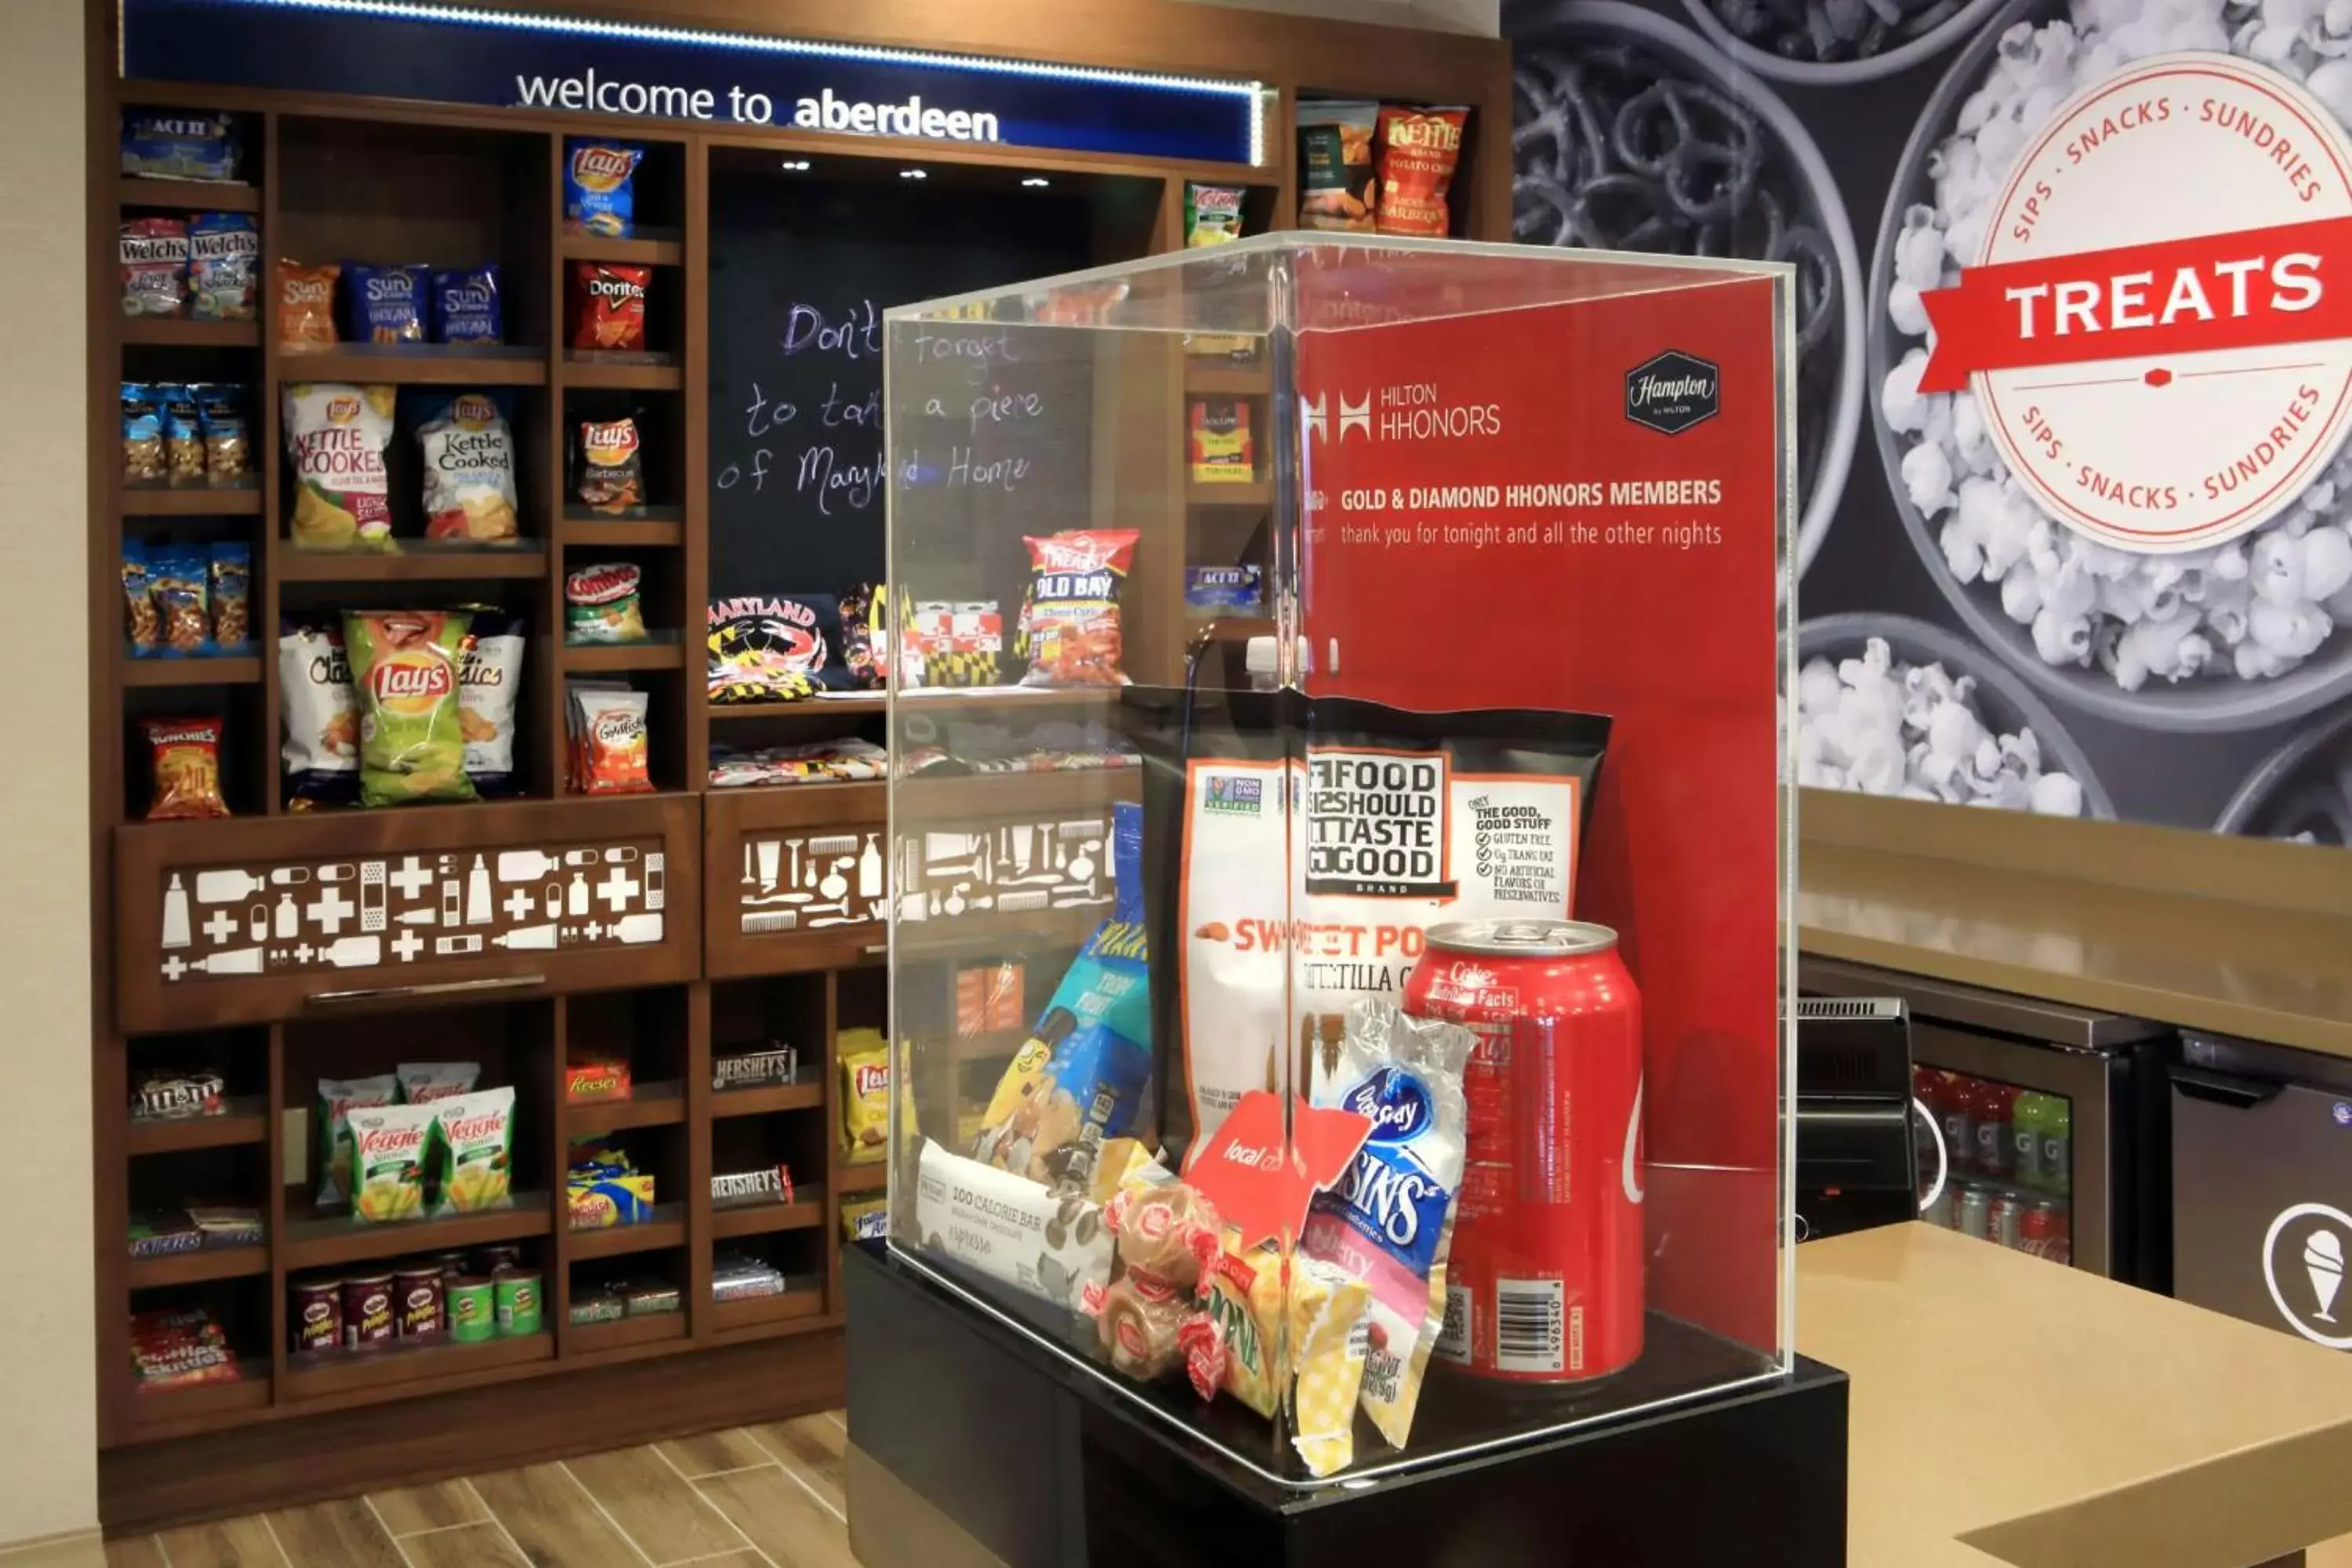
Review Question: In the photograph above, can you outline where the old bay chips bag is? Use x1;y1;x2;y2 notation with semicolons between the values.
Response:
343;1102;436;1222
285;382;395;549
429;1086;516;1215
344;609;476;806
1303;1003;1472;1455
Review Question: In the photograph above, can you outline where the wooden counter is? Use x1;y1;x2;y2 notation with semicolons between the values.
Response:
1796;792;2352;1062
1801;1224;2352;1568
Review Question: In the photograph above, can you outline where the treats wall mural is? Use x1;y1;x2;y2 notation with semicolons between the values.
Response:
1507;0;2352;846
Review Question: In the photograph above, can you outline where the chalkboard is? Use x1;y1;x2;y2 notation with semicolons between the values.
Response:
706;175;1098;603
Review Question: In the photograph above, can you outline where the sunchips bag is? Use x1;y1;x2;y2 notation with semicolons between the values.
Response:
285;382;395;549
1140;688;1610;1160
344;609;476;805
1303;1003;1473;1457
429;1086;516;1215
971;801;1149;1195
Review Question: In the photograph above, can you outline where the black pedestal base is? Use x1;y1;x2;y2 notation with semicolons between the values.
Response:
846;1243;1847;1568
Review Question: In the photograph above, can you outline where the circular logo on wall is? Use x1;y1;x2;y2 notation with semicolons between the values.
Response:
1918;53;2352;554
2262;1200;2352;1350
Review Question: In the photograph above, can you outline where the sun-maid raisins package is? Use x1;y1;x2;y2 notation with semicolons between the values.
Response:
343;609;476;806
1136;688;1609;1160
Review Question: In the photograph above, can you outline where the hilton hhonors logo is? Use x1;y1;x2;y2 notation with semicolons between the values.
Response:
1624;350;1719;436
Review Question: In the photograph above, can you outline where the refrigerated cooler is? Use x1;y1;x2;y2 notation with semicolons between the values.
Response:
1798;958;2172;1286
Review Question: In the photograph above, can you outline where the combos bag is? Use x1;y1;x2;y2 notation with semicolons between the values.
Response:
344;609;477;805
416;391;520;543
971;802;1150;1196
285;383;395;549
1015;528;1138;688
1142;690;1610;1157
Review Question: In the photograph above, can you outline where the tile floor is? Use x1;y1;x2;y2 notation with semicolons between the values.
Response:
10;1411;853;1568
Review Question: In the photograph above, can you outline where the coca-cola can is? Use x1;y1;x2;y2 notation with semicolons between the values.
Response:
1402;918;1643;1385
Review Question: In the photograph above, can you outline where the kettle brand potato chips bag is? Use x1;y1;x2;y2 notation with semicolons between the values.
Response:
344;609;477;806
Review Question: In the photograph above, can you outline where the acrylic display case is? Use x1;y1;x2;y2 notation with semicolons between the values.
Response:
877;232;1801;1490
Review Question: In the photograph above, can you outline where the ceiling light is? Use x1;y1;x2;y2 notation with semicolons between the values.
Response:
899;168;927;180
1021;176;1050;187
779;158;810;171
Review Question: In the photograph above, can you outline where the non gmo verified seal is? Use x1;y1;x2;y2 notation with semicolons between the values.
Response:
1624;351;1719;435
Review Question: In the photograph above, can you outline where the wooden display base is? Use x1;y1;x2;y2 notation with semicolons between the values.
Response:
845;1245;1848;1568
101;1326;840;1534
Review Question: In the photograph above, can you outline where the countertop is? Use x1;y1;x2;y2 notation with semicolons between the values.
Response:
1800;1223;2352;1568
1797;836;2352;1062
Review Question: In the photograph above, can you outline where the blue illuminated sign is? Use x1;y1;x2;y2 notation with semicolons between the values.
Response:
122;0;1265;165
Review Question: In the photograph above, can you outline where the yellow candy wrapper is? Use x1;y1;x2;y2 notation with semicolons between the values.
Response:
1195;1238;1371;1476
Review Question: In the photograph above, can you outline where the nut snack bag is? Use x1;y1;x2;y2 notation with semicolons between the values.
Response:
429;1086;516;1216
343;609;477;806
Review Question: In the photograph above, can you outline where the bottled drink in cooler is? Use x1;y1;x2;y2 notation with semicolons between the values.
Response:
2021;1200;2071;1265
1935;1071;1975;1178
2010;1092;2046;1189
2038;1095;2071;1196
1973;1079;2017;1180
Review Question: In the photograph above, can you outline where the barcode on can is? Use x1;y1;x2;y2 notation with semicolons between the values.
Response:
1494;1278;1565;1374
1436;1283;1470;1363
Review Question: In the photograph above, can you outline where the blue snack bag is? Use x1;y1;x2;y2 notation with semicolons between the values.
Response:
970;802;1149;1192
563;140;645;238
431;265;503;345
1185;564;1264;614
345;263;429;344
187;213;259;321
122;112;239;182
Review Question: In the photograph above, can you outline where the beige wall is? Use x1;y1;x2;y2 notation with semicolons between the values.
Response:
0;0;97;1549
1189;0;1500;34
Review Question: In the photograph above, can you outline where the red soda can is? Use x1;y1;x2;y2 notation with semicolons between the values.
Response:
1402;918;1643;1385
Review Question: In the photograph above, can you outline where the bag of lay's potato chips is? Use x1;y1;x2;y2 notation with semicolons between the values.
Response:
1303;1002;1472;1457
285;383;395;550
344;609;476;805
564;140;644;237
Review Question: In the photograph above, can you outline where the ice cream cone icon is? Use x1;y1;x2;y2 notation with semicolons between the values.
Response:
2305;1230;2345;1323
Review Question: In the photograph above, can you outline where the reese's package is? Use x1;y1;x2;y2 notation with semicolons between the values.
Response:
1014;528;1138;688
285;383;395;549
343;609;477;806
1140;690;1610;1159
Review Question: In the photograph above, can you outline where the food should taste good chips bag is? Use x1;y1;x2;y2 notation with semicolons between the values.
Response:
429;1086;516;1215
1138;690;1610;1159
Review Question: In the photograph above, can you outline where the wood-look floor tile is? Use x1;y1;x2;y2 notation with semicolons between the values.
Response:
397;1523;531;1568
260;1500;403;1568
103;1539;166;1568
0;1537;107;1568
367;1479;488;1537
563;1447;746;1564
747;1417;844;1516
470;1463;645;1568
151;1517;286;1568
653;1428;774;1480
695;1466;855;1568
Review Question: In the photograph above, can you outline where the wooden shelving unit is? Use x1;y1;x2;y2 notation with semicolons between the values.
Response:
89;0;1511;1533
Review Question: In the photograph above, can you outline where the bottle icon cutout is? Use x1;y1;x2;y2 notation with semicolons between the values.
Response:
2307;1230;2345;1323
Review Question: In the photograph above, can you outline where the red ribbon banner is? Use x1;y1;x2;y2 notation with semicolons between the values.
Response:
1916;216;2352;394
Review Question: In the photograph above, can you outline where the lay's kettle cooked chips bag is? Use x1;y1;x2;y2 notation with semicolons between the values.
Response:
285;383;396;550
343;609;475;806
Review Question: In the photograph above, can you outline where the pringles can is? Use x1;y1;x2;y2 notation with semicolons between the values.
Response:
1403;918;1644;1385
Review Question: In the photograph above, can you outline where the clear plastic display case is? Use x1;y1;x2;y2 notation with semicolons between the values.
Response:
880;233;1798;1486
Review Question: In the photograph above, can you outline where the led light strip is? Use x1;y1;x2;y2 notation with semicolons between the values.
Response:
169;0;1265;102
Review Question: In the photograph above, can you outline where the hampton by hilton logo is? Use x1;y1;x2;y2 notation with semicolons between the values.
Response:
1624;351;1721;435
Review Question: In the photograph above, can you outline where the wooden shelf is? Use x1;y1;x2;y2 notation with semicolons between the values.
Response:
837;1163;888;1196
565;1080;684;1134
568;1210;687;1261
118;177;259;212
708;1289;827;1336
126;1098;267;1154
561;639;685;673
281;1192;551;1272
121;656;261;688
127;1244;267;1289
1187;477;1270;505
564;1312;686;1356
277;347;546;386
560;232;683;266
275;547;547;583
710;1080;823;1120
709;697;884;720
122;317;260;348
898;768;1140;818
562;352;682;390
122;484;260;516
710;1192;826;1240
1185;365;1271;395
558;510;684;546
127;1366;271;1439
281;1331;552;1403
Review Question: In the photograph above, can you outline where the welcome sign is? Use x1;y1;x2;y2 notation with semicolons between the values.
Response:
121;0;1266;165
